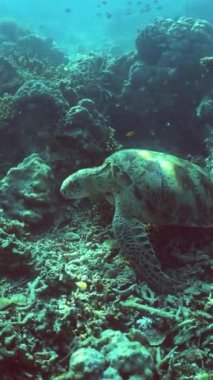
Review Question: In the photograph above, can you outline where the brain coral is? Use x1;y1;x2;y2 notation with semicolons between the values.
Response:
136;17;213;66
0;153;55;224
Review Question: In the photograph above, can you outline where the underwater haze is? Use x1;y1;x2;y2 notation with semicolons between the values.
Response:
0;0;213;379
0;0;212;54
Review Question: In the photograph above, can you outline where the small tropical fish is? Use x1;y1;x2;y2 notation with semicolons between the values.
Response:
106;12;112;19
75;281;88;291
125;130;136;137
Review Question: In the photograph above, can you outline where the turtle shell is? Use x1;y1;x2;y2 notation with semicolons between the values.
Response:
105;149;213;227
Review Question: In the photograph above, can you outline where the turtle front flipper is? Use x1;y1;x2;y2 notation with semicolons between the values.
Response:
112;197;180;294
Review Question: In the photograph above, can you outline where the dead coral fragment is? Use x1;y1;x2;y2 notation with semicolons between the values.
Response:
121;297;181;322
0;294;27;310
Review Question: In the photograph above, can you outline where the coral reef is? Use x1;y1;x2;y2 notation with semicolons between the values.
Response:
0;210;212;379
0;19;67;66
12;79;68;154
14;79;67;111
0;93;15;128
66;329;154;379
136;17;213;65
1;17;212;173
0;16;212;380
0;153;55;224
58;98;112;155
200;56;213;73
0;57;21;95
0;215;31;275
119;17;213;151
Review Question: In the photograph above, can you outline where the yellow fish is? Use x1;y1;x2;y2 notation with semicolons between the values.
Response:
125;130;136;137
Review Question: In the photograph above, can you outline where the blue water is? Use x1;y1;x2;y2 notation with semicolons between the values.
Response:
0;0;212;55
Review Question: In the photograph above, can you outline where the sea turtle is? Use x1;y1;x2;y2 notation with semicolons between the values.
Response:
60;149;213;293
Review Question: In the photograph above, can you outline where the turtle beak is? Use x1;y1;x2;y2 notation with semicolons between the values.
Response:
60;181;69;199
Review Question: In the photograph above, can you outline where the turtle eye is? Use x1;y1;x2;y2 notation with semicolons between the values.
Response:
70;180;80;195
61;178;83;199
60;177;77;198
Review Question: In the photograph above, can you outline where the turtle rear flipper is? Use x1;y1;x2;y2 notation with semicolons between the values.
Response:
112;198;180;294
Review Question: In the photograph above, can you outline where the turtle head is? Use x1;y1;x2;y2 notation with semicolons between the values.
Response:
60;169;92;200
60;162;112;201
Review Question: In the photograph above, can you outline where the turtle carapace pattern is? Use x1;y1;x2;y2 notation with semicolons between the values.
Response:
60;149;213;294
